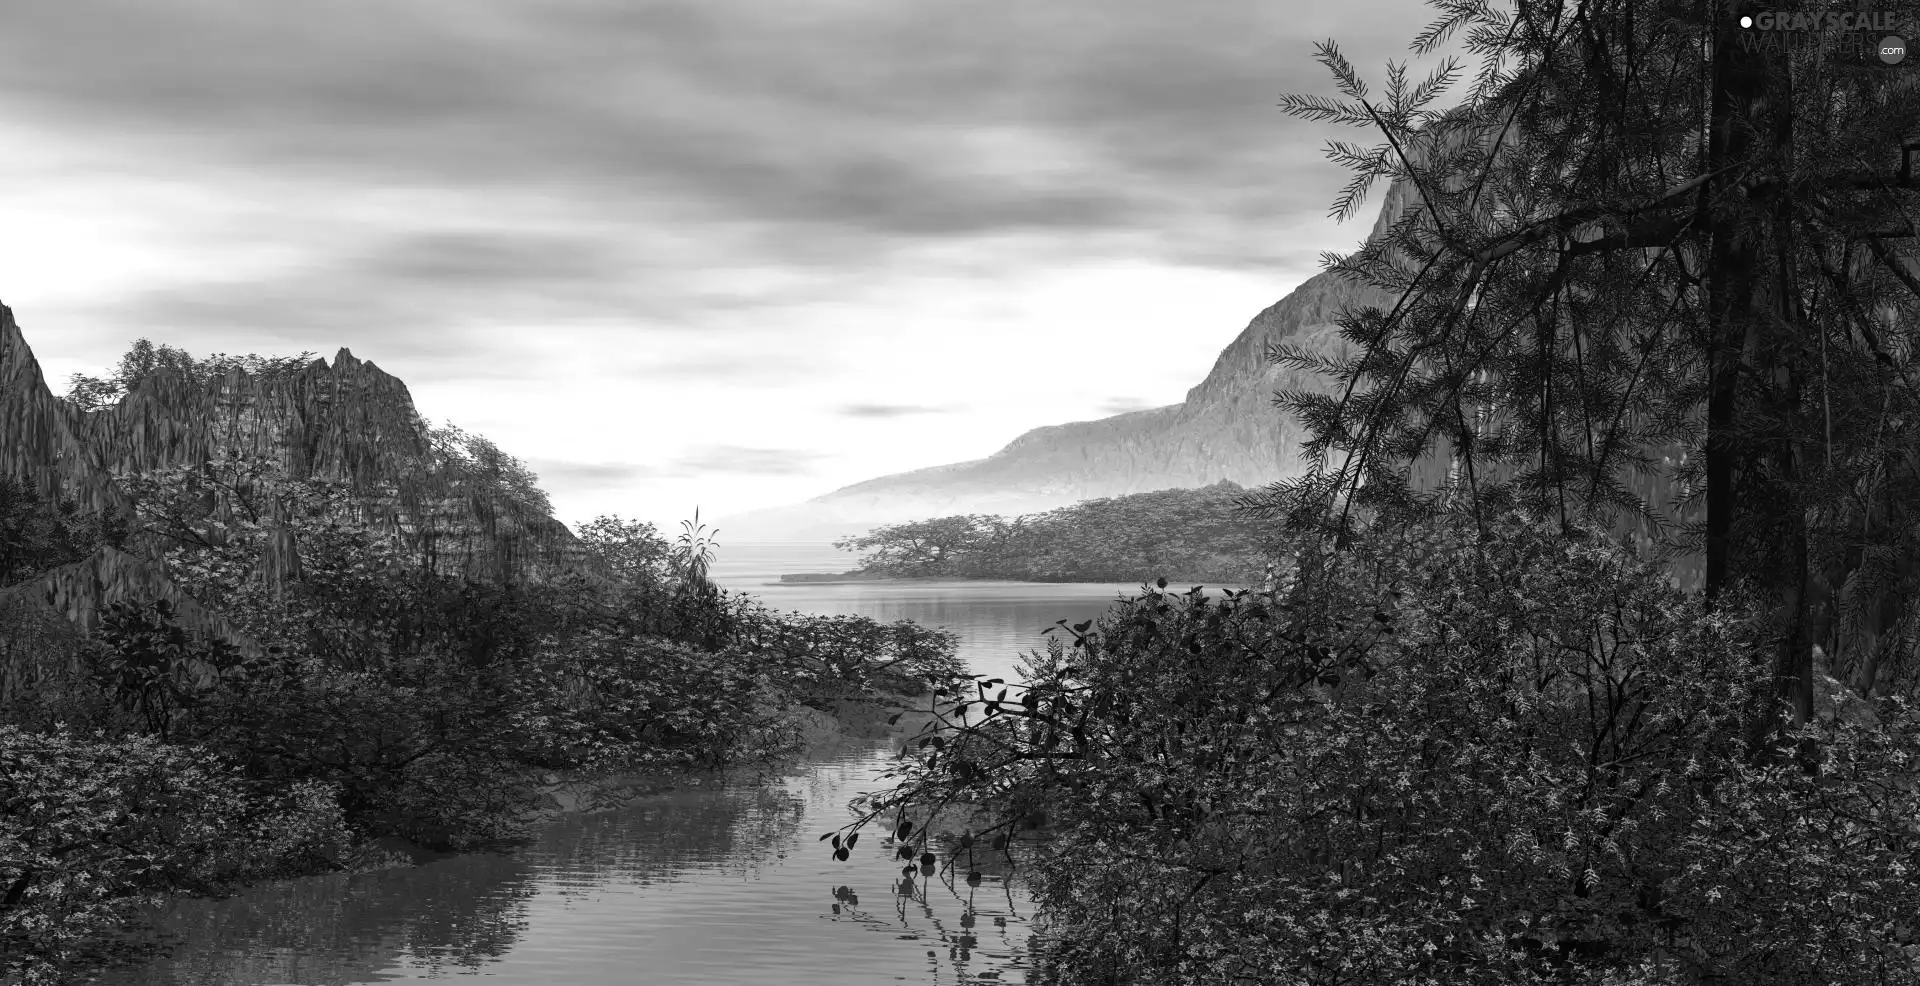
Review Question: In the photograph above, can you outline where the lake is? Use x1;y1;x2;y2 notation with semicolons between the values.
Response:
83;542;1231;986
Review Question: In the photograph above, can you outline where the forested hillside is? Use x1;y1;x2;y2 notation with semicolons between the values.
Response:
831;481;1275;584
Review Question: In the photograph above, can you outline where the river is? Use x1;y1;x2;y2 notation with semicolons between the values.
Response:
82;543;1214;986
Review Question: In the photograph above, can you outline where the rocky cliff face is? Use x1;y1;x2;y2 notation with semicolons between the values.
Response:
0;302;609;664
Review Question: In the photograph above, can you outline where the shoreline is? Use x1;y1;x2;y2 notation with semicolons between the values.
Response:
774;572;1259;587
337;686;952;870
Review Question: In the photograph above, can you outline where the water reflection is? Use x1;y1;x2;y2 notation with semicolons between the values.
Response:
81;543;1190;986
86;746;1034;986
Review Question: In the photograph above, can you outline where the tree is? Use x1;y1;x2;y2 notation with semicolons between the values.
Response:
424;419;554;517
0;476;129;588
832;486;1278;583
1242;0;1920;746
61;338;319;413
572;514;674;586
834;514;1001;576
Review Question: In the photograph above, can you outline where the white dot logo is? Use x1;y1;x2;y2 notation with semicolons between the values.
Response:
1740;14;1753;27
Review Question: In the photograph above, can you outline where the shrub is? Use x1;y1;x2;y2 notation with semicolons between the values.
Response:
0;727;352;984
828;512;1920;985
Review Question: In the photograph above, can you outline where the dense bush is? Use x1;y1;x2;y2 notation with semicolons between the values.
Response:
833;481;1277;583
0;476;131;590
0;727;355;985
829;512;1920;985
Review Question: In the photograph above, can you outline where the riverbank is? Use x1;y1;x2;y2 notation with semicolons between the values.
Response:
779;569;1263;586
334;684;953;871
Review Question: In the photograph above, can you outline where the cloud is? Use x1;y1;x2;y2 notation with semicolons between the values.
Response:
838;403;949;418
0;0;1430;292
1096;396;1160;414
525;460;665;489
670;446;829;475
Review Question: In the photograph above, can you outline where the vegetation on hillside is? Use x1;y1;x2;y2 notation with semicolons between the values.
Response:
0;341;967;985
832;481;1278;584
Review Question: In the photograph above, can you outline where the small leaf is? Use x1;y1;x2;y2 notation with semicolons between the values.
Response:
846;832;859;850
897;820;914;839
819;832;836;842
835;847;851;861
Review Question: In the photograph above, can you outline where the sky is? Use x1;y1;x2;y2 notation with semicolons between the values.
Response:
2;0;1475;537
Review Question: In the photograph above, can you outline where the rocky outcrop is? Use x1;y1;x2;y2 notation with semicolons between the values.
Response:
0;301;612;675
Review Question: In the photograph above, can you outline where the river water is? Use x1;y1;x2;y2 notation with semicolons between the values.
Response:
83;543;1211;986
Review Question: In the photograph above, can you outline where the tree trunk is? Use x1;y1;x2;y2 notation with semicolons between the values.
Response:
1702;5;1765;613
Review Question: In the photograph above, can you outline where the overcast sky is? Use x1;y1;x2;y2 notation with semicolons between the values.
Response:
4;0;1470;536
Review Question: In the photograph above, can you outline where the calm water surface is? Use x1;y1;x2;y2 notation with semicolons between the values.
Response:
88;542;1232;985
706;540;1202;691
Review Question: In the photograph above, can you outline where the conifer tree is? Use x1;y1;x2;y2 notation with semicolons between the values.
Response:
1248;0;1920;741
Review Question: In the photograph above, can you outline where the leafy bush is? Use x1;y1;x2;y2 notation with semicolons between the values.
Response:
828;512;1920;985
0;727;353;985
0;476;131;590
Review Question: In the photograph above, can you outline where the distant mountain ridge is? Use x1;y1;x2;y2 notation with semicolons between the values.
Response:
721;175;1426;542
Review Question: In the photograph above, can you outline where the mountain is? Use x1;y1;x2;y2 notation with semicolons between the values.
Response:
721;176;1426;543
0;303;611;672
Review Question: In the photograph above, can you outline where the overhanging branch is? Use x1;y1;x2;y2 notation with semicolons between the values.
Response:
1565;214;1695;257
1465;163;1746;267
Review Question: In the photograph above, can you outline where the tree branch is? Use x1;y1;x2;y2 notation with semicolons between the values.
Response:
1864;238;1920;303
1467;163;1746;267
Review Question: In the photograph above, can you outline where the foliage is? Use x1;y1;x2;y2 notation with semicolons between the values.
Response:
43;453;961;856
422;418;554;517
824;513;1920;984
0;726;355;985
60;338;320;413
1243;0;1920;734
728;608;969;709
80;599;272;744
573;514;675;587
0;476;131;589
833;482;1277;583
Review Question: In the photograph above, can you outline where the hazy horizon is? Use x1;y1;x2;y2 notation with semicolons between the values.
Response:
6;0;1473;535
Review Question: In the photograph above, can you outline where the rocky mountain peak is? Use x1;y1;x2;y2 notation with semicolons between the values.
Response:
0;306;611;660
